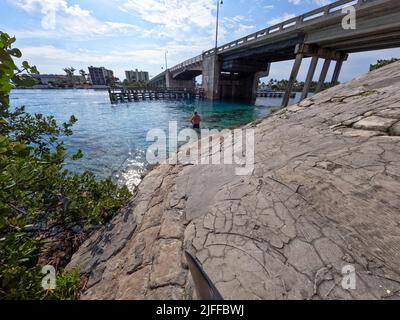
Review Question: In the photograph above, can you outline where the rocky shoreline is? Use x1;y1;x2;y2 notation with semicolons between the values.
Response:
68;61;400;300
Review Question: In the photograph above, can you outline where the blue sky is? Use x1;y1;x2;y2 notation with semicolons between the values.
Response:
1;0;399;82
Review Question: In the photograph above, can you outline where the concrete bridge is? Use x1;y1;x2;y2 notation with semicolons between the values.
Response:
148;0;400;107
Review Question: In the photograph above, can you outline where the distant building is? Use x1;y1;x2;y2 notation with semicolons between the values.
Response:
32;74;66;86
125;69;149;83
88;66;115;86
31;74;85;87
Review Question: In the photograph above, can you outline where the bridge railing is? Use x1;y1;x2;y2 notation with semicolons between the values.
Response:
170;54;203;73
163;0;375;77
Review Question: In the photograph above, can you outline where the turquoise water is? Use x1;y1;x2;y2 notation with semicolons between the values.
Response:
10;89;301;190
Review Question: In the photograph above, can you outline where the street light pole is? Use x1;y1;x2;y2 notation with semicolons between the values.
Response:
215;0;223;50
165;50;168;71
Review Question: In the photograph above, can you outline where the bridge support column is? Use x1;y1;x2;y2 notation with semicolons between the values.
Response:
301;55;319;101
251;72;264;104
331;59;344;86
316;59;331;93
282;45;347;107
282;50;304;108
202;54;221;100
220;71;264;104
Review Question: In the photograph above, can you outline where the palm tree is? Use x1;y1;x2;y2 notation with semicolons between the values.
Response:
63;67;75;77
63;67;76;87
79;69;87;84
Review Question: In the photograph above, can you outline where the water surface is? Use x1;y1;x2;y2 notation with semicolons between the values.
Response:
10;89;302;190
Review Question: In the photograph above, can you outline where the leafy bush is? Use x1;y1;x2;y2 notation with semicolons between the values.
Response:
50;268;81;300
370;58;400;72
0;31;132;299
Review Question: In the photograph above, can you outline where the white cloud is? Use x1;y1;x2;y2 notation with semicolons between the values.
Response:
116;0;217;45
268;13;296;26
119;0;215;30
288;0;332;5
117;0;255;42
264;5;275;11
15;0;140;35
20;45;182;65
222;16;255;39
13;0;257;78
18;41;214;78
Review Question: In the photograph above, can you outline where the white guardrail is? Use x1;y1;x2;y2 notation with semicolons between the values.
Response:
168;0;373;73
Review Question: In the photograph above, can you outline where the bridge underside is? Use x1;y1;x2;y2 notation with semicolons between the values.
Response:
208;36;303;103
173;70;202;80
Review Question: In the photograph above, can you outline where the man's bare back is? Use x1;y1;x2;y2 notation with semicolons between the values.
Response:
191;112;201;129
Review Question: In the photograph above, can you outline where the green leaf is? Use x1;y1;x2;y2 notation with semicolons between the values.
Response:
22;61;30;69
30;66;39;74
71;149;83;160
0;82;12;92
8;48;22;58
12;74;37;88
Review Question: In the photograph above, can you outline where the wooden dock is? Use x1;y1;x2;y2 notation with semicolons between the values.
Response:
257;91;296;99
108;88;205;103
108;88;295;103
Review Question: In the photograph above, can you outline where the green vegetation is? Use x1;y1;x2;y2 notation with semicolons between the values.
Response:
50;269;81;300
79;69;88;84
358;90;379;97
122;79;147;89
63;67;76;87
259;79;334;92
0;32;132;299
370;58;400;72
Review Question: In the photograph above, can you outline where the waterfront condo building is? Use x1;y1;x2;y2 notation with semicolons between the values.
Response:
125;69;149;83
88;66;115;86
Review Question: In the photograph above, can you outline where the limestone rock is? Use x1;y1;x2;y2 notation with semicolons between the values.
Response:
353;116;398;132
68;61;400;300
149;239;186;288
389;121;400;136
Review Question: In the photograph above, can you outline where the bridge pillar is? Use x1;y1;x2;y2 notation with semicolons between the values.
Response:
331;59;344;86
315;59;331;93
330;54;348;86
282;49;304;108
283;44;348;107
202;54;221;100
220;71;264;104
250;72;264;104
301;55;319;101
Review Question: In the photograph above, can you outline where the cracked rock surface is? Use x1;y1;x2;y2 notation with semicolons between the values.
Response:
68;62;400;300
